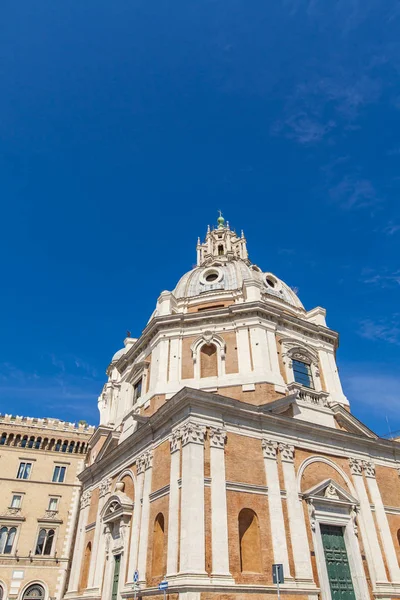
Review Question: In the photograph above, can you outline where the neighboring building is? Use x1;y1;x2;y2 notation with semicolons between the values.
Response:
63;215;400;600
0;415;94;600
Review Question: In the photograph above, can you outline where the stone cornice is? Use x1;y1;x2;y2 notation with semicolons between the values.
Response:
79;386;400;488
115;301;339;373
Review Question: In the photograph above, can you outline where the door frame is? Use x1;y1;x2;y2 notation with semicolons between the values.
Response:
311;505;369;600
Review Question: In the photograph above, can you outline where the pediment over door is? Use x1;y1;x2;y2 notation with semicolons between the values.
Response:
303;478;358;507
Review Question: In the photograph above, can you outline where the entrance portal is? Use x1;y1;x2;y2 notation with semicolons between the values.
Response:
320;524;356;600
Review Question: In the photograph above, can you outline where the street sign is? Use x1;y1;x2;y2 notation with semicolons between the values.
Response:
134;571;139;583
158;581;168;591
272;563;284;584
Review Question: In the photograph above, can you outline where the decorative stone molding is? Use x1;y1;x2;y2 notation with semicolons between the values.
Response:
363;460;376;478
287;382;329;407
307;499;316;531
209;426;227;449
349;458;363;475
279;443;295;462
191;332;226;362
137;450;153;473
351;504;359;536
262;439;278;460
99;477;112;498
170;429;181;453
80;490;92;508
181;421;206;446
324;483;339;499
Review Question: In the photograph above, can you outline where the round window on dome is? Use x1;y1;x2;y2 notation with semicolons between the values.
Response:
200;268;223;286
265;274;278;289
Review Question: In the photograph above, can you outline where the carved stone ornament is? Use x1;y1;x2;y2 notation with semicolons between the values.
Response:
137;450;153;474
80;490;92;508
351;504;359;536
262;439;278;460
181;421;206;446
307;499;316;531
99;477;112;498
170;429;181;454
349;458;363;476
324;483;339;500
209;427;227;449
279;443;295;462
363;460;376;478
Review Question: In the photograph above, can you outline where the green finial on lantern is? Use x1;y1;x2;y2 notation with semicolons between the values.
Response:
217;210;225;229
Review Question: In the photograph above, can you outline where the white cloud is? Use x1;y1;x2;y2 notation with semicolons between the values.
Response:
358;317;400;345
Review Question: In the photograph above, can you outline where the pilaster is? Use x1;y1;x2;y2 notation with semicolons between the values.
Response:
66;489;92;594
137;450;154;585
209;427;233;583
262;439;292;579
166;429;181;577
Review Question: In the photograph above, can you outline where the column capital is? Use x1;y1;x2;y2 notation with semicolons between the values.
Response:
262;439;278;460
99;477;112;498
137;450;153;474
170;429;181;454
80;489;92;508
181;421;206;446
363;460;376;478
349;457;363;475
209;426;227;449
279;442;295;463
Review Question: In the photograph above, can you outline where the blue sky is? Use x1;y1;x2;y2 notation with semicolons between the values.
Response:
1;0;399;434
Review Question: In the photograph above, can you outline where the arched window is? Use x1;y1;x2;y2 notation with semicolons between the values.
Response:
35;529;55;555
34;437;42;450
28;437;35;449
68;441;75;453
0;526;17;554
55;440;62;452
200;344;218;378
218;244;224;255
21;436;28;448
80;542;92;591
152;513;165;577
61;440;68;453
0;433;6;445
238;509;262;573
0;584;3;599
22;584;45;599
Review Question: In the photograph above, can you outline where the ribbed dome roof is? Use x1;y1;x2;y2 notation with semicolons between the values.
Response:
173;260;304;309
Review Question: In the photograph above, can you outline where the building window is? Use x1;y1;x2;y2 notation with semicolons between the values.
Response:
48;498;58;511
218;244;224;255
238;508;262;573
17;462;32;480
11;495;22;509
0;526;17;554
0;433;6;445
133;379;142;402
22;585;45;600
52;466;66;483
0;584;3;600
35;528;55;555
292;359;314;389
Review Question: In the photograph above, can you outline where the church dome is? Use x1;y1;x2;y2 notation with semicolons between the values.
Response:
173;260;304;310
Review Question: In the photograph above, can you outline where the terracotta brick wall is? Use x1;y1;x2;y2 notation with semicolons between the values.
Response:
226;491;272;584
142;394;166;417
222;331;239;374
217;383;284;406
181;336;196;379
87;487;100;524
151;441;171;493
225;433;265;486
200;344;218;377
146;495;169;586
375;465;400;507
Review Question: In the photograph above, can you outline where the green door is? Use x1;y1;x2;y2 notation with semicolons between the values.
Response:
111;554;121;600
320;524;356;600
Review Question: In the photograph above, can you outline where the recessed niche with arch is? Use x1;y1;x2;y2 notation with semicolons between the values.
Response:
238;508;262;573
152;513;165;577
200;343;218;378
79;541;92;591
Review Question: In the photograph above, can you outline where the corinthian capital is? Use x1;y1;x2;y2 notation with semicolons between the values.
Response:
80;489;92;508
99;477;112;498
137;450;153;474
279;443;295;462
262;439;278;460
181;421;206;446
209;427;227;449
363;460;376;478
349;457;363;475
170;429;181;454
